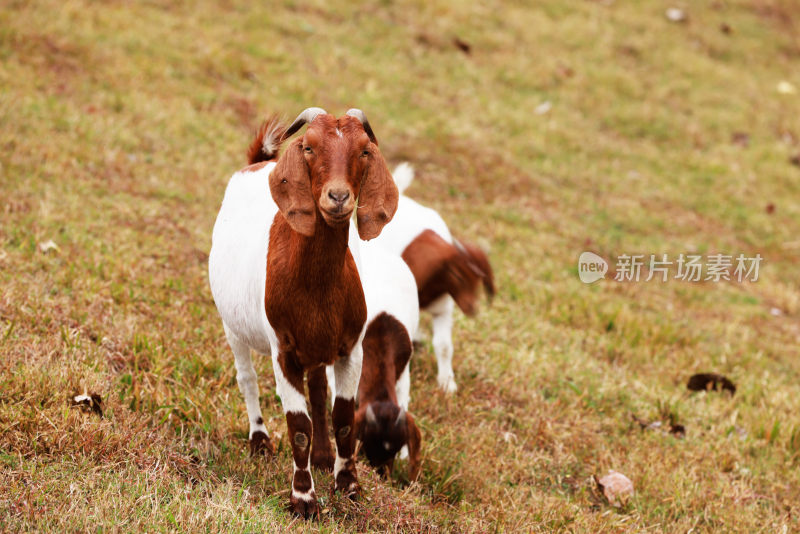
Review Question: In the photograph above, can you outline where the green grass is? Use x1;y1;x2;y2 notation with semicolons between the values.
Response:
2;0;800;531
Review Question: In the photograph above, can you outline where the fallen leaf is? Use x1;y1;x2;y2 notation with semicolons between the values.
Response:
720;22;732;34
39;240;59;253
687;373;736;395
452;37;471;55
731;132;749;147
71;392;103;417
766;203;776;214
669;423;686;438
595;471;634;507
665;7;687;23
790;154;800;167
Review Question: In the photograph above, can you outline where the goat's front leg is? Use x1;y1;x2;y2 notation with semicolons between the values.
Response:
331;343;363;498
396;365;411;460
272;350;318;518
308;366;334;471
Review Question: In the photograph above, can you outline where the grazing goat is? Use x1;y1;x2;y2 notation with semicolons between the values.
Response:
328;241;422;481
208;108;398;517
373;163;495;393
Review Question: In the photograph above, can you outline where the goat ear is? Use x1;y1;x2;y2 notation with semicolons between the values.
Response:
269;138;316;236
405;412;422;482
356;148;398;240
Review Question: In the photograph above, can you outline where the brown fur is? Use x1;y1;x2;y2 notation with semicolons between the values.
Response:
401;230;495;315
352;312;422;481
239;161;269;173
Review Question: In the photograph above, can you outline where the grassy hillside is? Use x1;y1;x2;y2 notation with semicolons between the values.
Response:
2;0;799;531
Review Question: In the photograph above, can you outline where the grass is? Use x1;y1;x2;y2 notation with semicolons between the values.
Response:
2;0;800;531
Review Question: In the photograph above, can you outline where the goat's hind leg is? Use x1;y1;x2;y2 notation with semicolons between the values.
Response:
225;325;272;456
431;298;457;393
331;344;363;498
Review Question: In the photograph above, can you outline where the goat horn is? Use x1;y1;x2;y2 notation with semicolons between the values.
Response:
345;108;378;145
283;107;327;139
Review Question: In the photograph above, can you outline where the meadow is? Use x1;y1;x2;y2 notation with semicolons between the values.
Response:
1;0;800;531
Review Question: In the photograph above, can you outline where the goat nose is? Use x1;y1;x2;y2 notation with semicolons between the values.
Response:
328;190;350;204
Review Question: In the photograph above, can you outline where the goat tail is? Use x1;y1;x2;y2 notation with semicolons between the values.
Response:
247;114;287;165
392;162;415;194
456;239;497;302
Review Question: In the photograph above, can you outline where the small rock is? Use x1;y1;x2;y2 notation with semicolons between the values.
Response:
595;470;634;507
777;81;797;95
720;22;732;34
770;307;782;317
766;203;776;214
665;7;687;23
535;101;552;115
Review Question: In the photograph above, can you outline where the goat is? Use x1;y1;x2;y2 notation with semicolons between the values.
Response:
208;108;398;517
327;241;423;481
372;163;495;393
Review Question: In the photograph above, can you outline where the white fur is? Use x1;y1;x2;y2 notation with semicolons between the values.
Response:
327;242;420;403
370;163;459;392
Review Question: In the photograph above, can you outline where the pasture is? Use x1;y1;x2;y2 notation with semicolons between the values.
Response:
1;1;799;531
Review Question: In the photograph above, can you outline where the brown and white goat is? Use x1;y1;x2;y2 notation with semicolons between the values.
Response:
373;163;495;393
208;108;398;517
328;241;423;481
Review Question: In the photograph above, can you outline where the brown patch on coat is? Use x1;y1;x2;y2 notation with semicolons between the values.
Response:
402;230;495;315
286;411;313;467
293;469;313;493
249;430;274;457
308;366;334;471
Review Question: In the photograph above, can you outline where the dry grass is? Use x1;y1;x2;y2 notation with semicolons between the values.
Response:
2;0;800;531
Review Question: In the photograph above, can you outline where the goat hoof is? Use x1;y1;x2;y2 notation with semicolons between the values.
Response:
249;431;274;458
334;471;361;500
289;493;319;519
437;376;458;394
311;448;334;471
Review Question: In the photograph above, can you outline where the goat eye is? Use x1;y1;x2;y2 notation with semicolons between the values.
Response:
361;150;370;158
304;146;313;154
